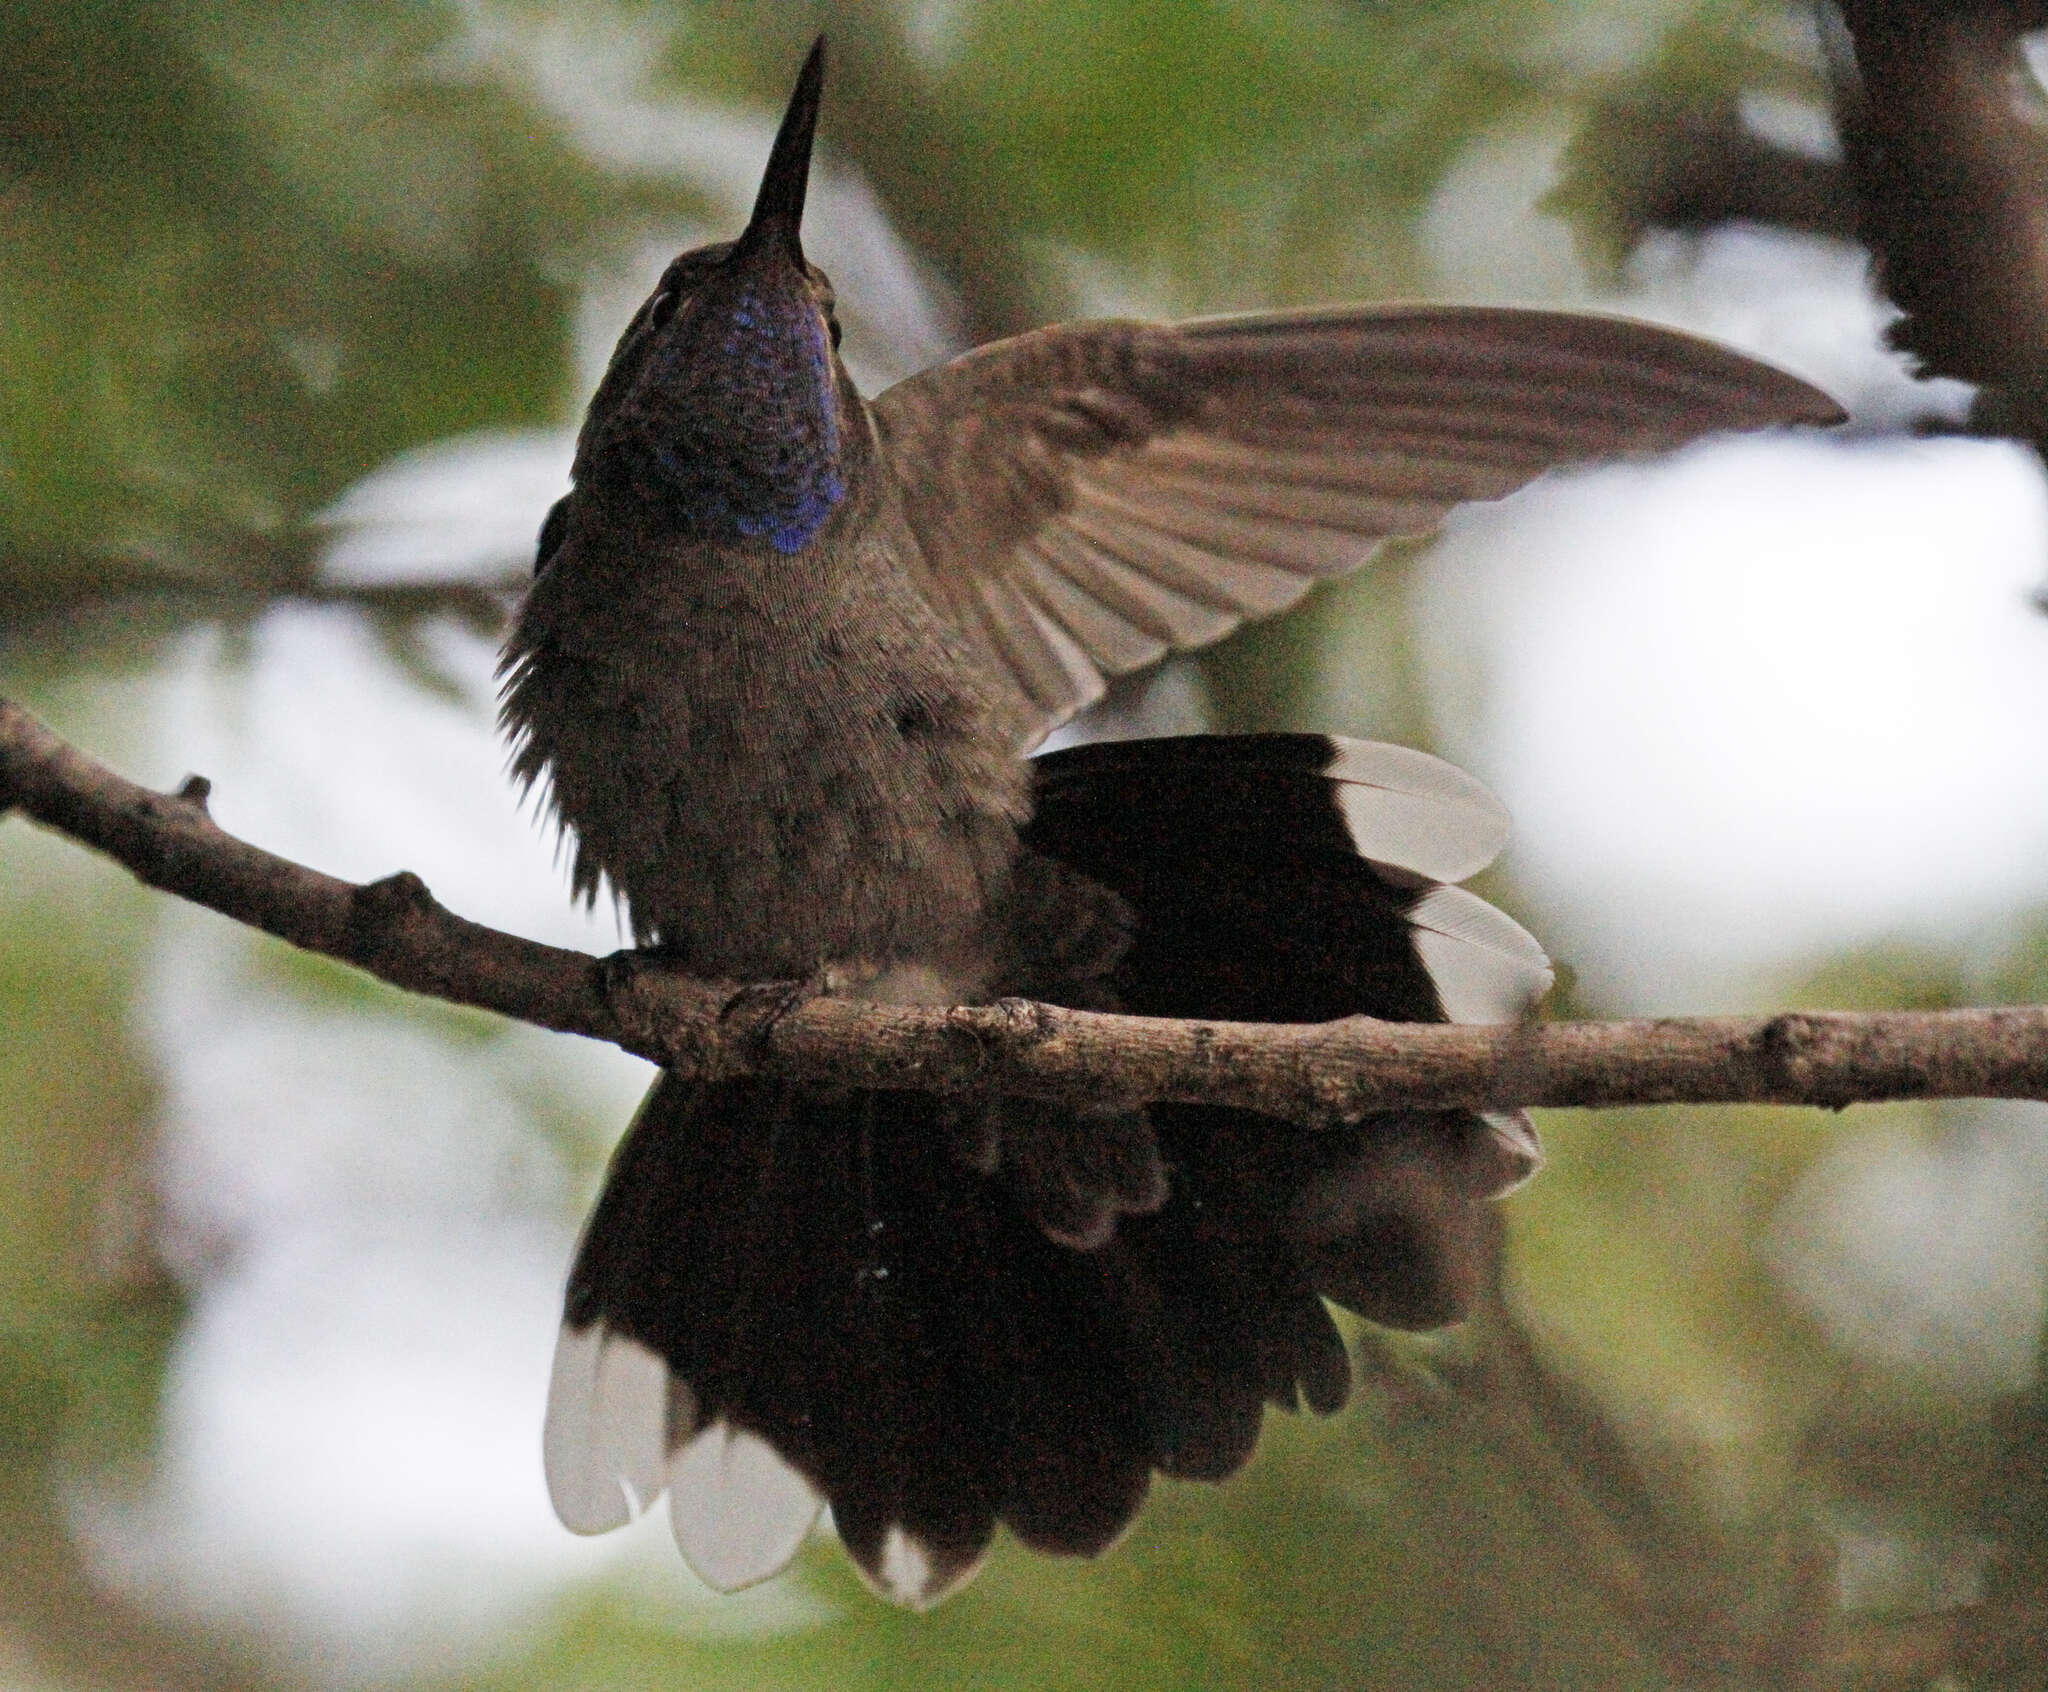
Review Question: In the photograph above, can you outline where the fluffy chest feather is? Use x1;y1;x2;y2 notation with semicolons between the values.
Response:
500;506;1030;981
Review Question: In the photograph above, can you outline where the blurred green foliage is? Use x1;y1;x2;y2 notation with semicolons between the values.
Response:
3;1;2043;1689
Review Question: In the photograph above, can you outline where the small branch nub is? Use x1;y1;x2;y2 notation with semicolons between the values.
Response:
353;871;436;925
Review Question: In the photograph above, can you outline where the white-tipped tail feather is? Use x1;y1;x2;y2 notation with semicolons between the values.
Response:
1481;1109;1545;1189
1405;884;1554;1025
543;1322;672;1533
667;1422;824;1592
853;1523;990;1611
1324;740;1511;882
546;1323;823;1589
545;732;1560;1610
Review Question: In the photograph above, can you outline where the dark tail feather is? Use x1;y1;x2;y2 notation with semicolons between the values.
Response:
548;1069;1368;1600
1115;1205;1350;1481
551;1074;1169;1605
1022;732;1551;1331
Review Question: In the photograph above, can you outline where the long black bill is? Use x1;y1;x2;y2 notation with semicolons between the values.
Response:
741;36;826;264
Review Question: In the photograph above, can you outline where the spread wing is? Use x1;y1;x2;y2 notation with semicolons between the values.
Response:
871;305;1843;744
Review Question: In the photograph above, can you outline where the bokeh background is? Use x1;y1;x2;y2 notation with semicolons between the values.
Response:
5;1;2048;1686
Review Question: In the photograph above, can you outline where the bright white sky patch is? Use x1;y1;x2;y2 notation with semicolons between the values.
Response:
1412;431;2048;1011
154;606;622;949
318;429;570;588
1615;225;1975;434
80;1220;603;1668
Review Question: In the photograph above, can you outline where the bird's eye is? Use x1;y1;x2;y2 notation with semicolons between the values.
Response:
647;289;678;330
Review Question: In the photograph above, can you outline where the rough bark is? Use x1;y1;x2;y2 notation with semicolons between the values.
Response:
7;694;2048;1120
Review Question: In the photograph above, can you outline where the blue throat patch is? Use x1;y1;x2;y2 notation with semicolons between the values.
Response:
650;285;846;555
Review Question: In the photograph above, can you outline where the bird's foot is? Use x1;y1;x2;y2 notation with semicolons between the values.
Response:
719;969;829;1049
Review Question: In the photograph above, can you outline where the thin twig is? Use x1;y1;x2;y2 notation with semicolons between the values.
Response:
5;693;2048;1120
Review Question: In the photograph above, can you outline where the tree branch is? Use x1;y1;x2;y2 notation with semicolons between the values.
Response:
5;693;2048;1119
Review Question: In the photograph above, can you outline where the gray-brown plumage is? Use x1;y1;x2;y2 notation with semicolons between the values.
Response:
503;37;1843;1608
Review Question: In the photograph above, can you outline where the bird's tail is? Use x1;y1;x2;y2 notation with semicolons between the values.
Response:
544;733;1551;1607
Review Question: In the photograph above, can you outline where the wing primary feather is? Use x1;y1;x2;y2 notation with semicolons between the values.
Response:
1170;304;1844;429
1138;432;1589;498
1080;480;1369;577
1136;466;1453;536
1063;500;1319;618
1018;546;1171;672
1032;522;1240;650
971;568;1110;720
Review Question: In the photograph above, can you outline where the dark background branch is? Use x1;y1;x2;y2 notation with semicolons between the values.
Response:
1831;0;2048;445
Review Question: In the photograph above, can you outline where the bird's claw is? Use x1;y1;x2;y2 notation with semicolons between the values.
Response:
720;969;828;1048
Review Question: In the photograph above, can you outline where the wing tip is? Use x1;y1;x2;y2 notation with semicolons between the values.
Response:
1711;359;1847;432
1171;299;1850;431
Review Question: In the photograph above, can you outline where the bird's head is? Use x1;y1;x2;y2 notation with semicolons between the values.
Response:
575;37;852;556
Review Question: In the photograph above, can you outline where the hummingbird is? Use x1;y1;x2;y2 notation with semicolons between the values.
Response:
501;39;1840;1607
